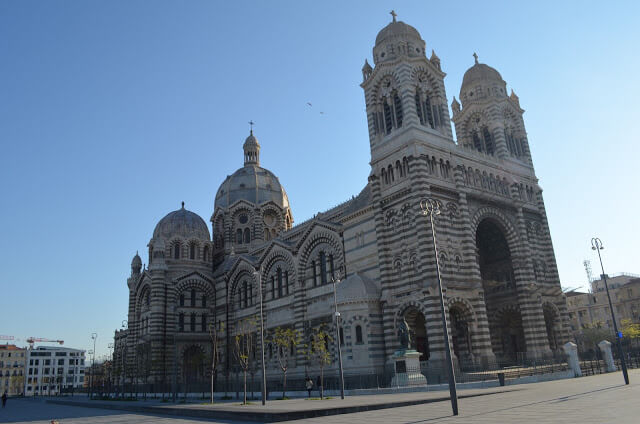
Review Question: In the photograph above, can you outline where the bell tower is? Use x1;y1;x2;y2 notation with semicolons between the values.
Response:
361;11;454;167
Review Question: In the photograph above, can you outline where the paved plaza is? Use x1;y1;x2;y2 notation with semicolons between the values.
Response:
1;370;639;423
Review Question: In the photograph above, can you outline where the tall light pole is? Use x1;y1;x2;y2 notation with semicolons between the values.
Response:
254;267;267;405
121;320;128;398
107;343;114;396
90;333;97;399
420;198;458;416
591;237;629;385
331;267;345;400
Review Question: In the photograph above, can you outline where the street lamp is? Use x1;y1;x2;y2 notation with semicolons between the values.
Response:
591;237;629;385
254;267;267;405
331;267;345;400
90;333;97;399
420;198;458;416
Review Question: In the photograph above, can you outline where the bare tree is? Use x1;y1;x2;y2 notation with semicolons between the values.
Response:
270;326;301;399
303;325;332;399
208;321;224;403
234;316;257;405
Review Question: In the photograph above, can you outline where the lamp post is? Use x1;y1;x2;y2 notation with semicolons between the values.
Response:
420;198;458;416
90;333;97;399
331;267;345;400
121;320;128;398
254;267;267;405
107;343;114;396
591;237;629;385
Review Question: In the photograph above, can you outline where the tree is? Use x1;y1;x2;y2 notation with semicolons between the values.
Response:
208;321;224;403
580;321;612;355
234;316;257;405
270;326;301;399
621;319;640;348
303;325;332;399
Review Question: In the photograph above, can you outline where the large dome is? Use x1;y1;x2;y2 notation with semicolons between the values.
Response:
375;20;421;46
153;204;210;240
460;56;507;102
372;13;425;65
215;165;290;210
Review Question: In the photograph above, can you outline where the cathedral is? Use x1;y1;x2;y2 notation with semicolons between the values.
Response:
117;13;570;389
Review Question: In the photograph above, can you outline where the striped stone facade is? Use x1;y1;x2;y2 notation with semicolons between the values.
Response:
119;15;569;387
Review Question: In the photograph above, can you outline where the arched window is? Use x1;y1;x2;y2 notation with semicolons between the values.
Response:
237;285;243;309
472;130;483;152
174;242;181;259
203;245;209;261
424;94;434;128
320;252;327;285
271;276;275;299
396;160;402;178
202;295;207;308
403;157;409;175
388;165;394;182
265;229;271;241
190;289;196;307
415;93;424;125
355;325;363;344
383;101;393;134
249;283;253;306
243;281;248;308
178;313;184;332
236;229;243;244
243;228;251;244
285;270;289;296
189;243;196;260
393;92;403;127
312;260;318;286
190;313;196;332
201;314;207;332
277;268;283;298
179;294;185;307
482;126;494;155
381;168;387;185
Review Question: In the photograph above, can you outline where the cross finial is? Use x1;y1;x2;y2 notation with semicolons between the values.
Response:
473;52;478;64
390;10;397;23
181;201;184;209
248;120;254;135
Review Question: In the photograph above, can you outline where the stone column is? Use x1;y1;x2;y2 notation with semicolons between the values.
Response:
562;342;582;377
598;340;617;372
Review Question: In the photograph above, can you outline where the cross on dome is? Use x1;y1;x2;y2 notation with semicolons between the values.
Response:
248;120;255;135
473;52;479;64
390;10;397;23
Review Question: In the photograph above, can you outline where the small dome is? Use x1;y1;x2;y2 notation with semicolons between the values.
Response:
215;165;290;210
153;203;210;241
131;252;142;268
375;20;421;46
336;273;380;304
372;13;425;65
460;55;507;103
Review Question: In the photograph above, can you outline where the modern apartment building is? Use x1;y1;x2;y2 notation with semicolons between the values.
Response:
25;346;86;396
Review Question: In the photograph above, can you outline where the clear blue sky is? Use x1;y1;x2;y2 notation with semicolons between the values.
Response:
1;1;638;357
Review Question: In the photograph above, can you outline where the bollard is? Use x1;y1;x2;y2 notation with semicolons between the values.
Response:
498;373;505;386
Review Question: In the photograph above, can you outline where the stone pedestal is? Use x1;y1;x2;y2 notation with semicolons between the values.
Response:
598;340;617;372
563;342;582;377
390;350;427;386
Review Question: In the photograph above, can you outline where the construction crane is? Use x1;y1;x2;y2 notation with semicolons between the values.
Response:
26;337;64;348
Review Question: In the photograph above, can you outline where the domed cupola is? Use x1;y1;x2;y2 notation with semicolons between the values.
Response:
214;131;291;211
153;202;210;241
131;251;142;274
373;11;426;65
459;53;508;106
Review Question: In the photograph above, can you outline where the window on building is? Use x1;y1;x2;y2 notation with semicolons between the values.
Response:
178;313;184;332
174;242;181;259
236;229;243;244
320;252;327;285
271;276;275;299
201;314;207;332
202;295;207;308
285;271;289;296
277;268;283;298
203;245;209;262
191;289;196;307
355;325;363;344
243;281;248;308
312;260;317;286
243;228;251;244
190;243;196;260
179;294;185;307
190;313;196;332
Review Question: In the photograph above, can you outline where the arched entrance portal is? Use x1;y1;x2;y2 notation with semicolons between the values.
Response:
476;218;525;361
449;305;472;361
182;345;206;392
403;307;430;361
